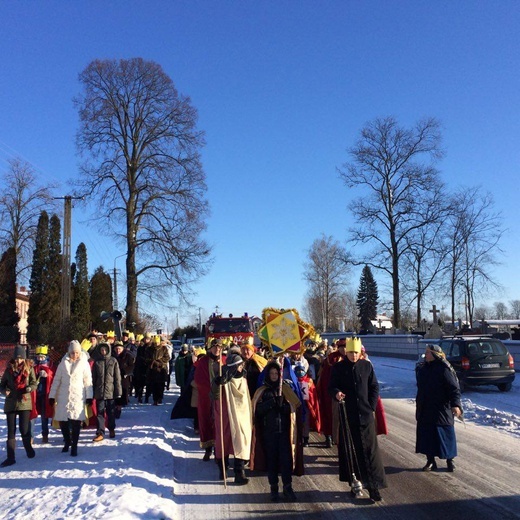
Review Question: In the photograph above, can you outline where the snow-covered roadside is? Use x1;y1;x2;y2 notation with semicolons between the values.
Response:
0;392;179;520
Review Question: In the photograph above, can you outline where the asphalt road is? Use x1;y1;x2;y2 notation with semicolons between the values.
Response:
173;398;520;520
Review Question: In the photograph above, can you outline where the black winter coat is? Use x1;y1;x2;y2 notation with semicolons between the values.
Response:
92;351;123;400
416;358;461;426
328;358;379;426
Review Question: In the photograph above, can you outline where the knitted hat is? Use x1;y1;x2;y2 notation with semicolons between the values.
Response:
226;347;244;367
13;345;26;359
69;340;82;353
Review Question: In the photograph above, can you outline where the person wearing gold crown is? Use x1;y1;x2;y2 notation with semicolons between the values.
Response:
328;337;387;502
30;345;55;444
239;338;267;399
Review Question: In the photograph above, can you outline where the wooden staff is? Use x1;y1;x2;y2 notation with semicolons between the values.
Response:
219;350;227;488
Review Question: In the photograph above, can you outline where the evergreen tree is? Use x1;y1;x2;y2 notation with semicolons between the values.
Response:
0;247;20;342
69;243;90;340
90;266;113;333
27;211;49;343
357;265;379;331
40;214;62;344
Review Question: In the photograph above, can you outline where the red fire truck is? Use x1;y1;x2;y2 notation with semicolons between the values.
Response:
205;313;255;346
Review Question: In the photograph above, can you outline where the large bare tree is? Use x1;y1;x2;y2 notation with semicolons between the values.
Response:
340;116;444;328
0;158;55;283
303;234;351;331
443;186;503;326
73;58;211;329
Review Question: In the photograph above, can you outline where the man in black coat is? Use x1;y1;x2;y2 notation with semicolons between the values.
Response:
329;337;387;502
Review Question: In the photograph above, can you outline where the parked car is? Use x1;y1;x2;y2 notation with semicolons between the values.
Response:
439;335;515;392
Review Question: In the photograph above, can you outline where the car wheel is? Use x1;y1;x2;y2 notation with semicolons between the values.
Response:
497;382;512;392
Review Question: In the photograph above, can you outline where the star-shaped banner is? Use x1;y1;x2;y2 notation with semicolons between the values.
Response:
258;307;315;356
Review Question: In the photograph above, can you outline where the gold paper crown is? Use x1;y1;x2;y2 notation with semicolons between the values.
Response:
345;337;362;353
80;338;91;351
35;345;48;355
106;330;115;338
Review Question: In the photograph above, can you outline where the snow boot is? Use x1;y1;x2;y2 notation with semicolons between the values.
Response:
447;459;455;472
303;436;309;447
325;435;332;448
270;485;279;502
1;439;16;466
60;422;71;453
22;435;35;459
70;420;81;457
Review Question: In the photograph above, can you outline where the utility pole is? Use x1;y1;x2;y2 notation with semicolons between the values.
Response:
113;267;119;310
55;195;82;327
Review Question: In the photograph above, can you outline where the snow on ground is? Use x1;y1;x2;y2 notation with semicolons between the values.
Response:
0;357;518;520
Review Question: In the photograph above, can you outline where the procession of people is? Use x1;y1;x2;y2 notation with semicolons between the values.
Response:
1;323;465;508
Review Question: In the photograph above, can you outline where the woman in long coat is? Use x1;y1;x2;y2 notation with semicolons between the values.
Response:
49;340;93;457
0;345;37;467
416;344;462;472
329;337;387;502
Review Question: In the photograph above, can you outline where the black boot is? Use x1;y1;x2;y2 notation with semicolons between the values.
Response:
70;420;81;457
215;458;225;480
202;446;212;461
270;485;279;502
325;435;332;448
22;434;35;459
1;439;16;466
60;421;71;453
368;487;382;502
283;484;297;502
233;458;249;485
303;437;309;447
422;457;437;471
447;459;455;472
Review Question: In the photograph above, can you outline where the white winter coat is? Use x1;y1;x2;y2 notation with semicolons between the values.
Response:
49;353;93;421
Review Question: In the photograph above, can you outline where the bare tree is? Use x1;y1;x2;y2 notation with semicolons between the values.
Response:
73;58;211;329
303;235;351;331
443;186;503;325
493;302;508;320
0;158;55;283
340;116;444;328
509;300;520;319
401;196;450;326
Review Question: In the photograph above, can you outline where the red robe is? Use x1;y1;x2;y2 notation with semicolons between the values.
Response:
32;363;55;418
297;374;321;433
316;351;344;436
193;354;225;449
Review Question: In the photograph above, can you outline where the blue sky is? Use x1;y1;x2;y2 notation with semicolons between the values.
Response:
1;1;519;329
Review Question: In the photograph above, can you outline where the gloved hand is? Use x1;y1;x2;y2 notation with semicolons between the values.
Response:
86;398;93;406
39;370;48;378
49;398;55;407
26;386;32;393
